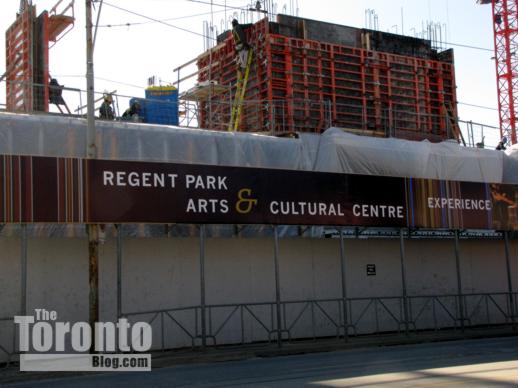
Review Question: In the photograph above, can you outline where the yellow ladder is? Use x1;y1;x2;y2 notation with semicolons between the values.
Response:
228;50;253;131
444;102;466;146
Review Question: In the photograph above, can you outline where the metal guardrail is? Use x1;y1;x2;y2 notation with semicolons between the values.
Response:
0;317;16;367
1;292;515;361
121;292;518;352
0;79;500;148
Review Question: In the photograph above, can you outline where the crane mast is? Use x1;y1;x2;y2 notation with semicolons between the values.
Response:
479;0;518;145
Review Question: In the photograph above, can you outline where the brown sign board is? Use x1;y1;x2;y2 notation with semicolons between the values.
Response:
1;155;518;230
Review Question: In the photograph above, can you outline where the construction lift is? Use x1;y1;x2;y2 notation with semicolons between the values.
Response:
478;0;518;145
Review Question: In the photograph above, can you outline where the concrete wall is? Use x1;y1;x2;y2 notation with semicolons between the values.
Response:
1;235;517;361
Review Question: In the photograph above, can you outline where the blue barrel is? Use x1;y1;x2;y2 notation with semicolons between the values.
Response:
144;86;179;125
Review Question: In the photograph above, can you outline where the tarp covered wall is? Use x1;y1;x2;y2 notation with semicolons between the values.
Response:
0;112;515;183
0;112;517;238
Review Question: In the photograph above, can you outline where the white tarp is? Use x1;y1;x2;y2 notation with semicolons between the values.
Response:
306;127;506;183
0;112;513;183
504;144;518;183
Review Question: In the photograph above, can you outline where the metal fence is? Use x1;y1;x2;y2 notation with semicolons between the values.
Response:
1;226;516;364
1;292;515;364
118;292;517;353
0;317;16;367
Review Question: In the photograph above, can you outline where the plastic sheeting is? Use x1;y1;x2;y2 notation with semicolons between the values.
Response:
0;112;514;182
0;112;313;170
306;128;507;183
504;144;518;184
0;112;516;238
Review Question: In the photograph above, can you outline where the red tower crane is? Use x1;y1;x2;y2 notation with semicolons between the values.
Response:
478;0;518;145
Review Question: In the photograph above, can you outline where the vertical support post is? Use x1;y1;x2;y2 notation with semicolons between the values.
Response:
86;0;96;159
273;225;282;347
116;225;122;320
454;230;465;331
88;225;99;353
199;225;207;348
271;103;276;134
504;231;516;329
338;227;349;341
86;0;99;353
399;228;409;334
21;224;28;316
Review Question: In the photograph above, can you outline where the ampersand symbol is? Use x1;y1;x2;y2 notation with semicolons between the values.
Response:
236;188;258;214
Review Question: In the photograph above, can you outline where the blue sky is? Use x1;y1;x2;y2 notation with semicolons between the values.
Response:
0;0;499;144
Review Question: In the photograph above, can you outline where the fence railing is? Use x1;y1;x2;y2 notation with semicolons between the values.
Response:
1;292;515;363
118;292;518;353
0;79;500;148
0;317;16;367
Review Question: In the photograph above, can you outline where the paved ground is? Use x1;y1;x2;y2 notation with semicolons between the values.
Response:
3;336;518;387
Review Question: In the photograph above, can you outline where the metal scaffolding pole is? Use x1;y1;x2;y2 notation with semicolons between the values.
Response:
454;230;465;332
399;228;409;334
273;225;282;347
338;227;349;341
199;225;207;348
20;224;27;316
504;231;516;330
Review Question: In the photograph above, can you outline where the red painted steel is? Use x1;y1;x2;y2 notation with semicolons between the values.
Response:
489;0;518;144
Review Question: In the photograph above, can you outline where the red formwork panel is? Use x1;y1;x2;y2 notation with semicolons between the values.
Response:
197;19;458;141
5;6;50;113
6;7;35;112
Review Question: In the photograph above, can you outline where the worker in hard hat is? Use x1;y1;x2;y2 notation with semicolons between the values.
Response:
122;100;142;122
496;136;507;151
99;93;114;120
231;19;249;71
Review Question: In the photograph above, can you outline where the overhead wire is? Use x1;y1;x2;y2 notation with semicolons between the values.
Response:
96;8;229;28
188;0;246;11
458;102;498;111
53;74;144;90
102;1;216;39
101;1;491;52
189;0;275;18
443;41;492;52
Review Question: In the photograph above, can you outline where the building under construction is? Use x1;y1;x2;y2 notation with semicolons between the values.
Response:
3;3;518;368
192;15;458;142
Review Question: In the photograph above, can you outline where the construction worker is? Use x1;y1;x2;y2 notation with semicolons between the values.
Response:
496;136;507;151
99;93;114;120
122;100;141;122
48;78;65;106
231;19;249;70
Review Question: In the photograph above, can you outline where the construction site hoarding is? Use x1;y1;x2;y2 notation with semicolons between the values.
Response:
1;154;517;231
